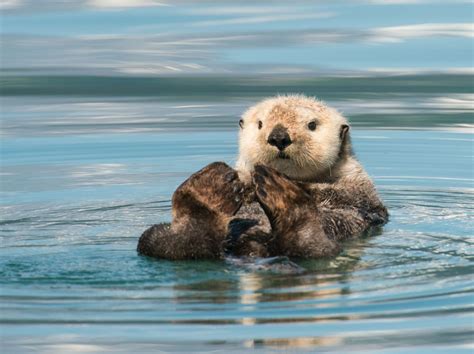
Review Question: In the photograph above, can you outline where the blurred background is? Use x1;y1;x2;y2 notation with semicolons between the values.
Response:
1;1;473;353
1;0;473;134
2;0;473;75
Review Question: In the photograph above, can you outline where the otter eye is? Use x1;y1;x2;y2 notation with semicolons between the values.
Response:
239;119;244;129
258;120;263;129
308;121;317;131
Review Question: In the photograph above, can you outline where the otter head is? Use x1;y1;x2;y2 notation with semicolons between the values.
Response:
236;95;351;182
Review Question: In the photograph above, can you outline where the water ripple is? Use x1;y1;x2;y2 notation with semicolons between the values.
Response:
1;127;472;352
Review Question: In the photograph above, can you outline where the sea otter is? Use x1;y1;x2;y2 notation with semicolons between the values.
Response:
137;95;388;260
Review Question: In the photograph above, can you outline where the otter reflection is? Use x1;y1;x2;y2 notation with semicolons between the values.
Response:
168;228;381;346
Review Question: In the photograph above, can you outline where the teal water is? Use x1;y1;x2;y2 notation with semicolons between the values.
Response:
1;76;473;353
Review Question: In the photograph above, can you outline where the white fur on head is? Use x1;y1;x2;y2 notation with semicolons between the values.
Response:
236;94;349;182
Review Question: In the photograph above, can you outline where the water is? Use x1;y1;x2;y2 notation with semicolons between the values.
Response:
1;76;473;353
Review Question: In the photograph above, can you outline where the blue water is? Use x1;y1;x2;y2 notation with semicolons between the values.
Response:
1;77;473;353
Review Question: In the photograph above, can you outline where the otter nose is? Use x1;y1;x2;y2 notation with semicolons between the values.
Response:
267;125;292;151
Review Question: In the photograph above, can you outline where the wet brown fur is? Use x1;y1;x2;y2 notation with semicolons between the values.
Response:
137;162;244;260
137;95;388;260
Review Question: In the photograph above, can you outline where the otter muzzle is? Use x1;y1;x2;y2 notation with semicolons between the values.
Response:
267;125;292;151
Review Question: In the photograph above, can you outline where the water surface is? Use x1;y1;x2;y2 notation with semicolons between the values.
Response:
1;76;473;353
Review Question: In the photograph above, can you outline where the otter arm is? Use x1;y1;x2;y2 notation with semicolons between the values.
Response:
252;165;387;258
137;205;228;260
252;165;341;258
305;177;388;227
137;162;244;260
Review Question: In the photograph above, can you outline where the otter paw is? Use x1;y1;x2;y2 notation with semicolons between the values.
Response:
174;162;244;216
222;218;260;255
252;165;310;221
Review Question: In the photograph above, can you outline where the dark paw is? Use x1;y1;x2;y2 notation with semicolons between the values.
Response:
174;162;244;217
252;165;310;221
365;211;388;226
222;218;259;255
210;165;245;216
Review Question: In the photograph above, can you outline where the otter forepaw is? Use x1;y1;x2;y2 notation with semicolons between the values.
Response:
222;218;259;255
253;165;310;221
174;162;244;217
209;164;245;216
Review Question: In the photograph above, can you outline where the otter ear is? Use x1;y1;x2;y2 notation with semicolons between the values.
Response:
340;124;349;141
239;119;244;129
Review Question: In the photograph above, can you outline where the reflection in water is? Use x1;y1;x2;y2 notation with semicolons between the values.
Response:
1;92;472;351
248;336;343;350
169;234;371;329
239;273;260;327
1;76;473;136
1;0;473;350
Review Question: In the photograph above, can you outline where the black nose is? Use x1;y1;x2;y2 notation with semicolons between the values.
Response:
267;125;292;151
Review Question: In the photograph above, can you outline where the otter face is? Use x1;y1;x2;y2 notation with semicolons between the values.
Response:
237;95;350;181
